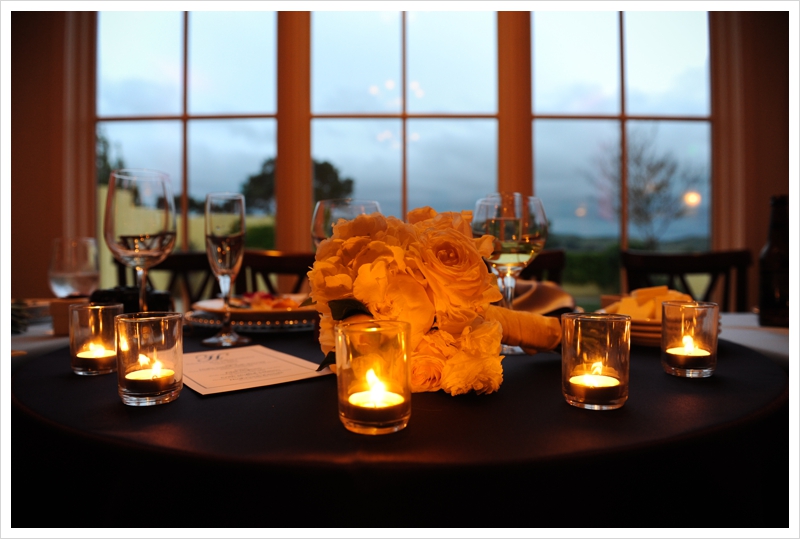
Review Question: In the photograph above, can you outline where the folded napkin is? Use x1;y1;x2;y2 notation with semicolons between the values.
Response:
512;280;576;316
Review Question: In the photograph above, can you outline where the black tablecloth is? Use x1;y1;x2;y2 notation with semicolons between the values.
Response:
12;328;788;527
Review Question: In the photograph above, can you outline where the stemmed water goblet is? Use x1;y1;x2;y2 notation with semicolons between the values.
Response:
472;192;548;354
311;198;382;248
203;192;250;348
104;169;177;312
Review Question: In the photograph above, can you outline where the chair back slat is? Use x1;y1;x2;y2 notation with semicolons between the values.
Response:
235;250;316;296
621;249;752;312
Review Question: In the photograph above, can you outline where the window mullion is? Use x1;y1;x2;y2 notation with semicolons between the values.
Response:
497;11;532;196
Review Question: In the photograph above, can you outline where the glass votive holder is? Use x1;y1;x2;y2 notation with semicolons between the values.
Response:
69;302;124;376
561;312;631;411
335;319;412;435
661;301;719;378
115;312;183;406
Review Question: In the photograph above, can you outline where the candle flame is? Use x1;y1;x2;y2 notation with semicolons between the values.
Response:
591;361;603;375
119;336;129;352
682;335;695;352
366;368;387;397
152;360;163;378
138;354;151;367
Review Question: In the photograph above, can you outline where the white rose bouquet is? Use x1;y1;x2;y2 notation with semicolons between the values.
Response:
308;206;562;396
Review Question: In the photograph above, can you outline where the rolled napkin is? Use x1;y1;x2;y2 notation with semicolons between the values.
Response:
485;304;562;354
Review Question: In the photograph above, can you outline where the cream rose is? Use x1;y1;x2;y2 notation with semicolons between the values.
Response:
440;319;504;396
409;329;458;392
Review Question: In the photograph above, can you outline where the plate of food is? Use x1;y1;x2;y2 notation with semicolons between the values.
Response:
186;292;320;333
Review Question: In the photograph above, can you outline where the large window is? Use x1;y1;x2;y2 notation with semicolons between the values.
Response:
96;10;711;309
532;12;710;308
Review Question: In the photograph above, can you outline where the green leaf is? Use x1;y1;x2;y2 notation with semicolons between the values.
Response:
317;351;336;372
328;298;372;321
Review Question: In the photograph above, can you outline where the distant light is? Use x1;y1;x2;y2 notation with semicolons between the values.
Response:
575;205;587;218
409;81;420;91
414;89;424;98
409;132;420;142
683;191;702;207
368;85;379;96
385;79;395;90
376;130;393;142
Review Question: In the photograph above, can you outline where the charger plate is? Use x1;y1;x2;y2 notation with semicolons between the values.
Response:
187;295;319;333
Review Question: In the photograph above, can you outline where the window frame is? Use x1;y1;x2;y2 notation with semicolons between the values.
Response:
84;10;741;270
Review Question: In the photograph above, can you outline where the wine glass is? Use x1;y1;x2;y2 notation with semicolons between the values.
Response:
104;169;177;312
202;192;250;348
48;237;99;298
311;198;382;247
472;193;548;354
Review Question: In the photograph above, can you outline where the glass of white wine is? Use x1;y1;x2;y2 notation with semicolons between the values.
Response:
203;192;250;348
472;193;548;354
104;169;177;311
311;198;382;248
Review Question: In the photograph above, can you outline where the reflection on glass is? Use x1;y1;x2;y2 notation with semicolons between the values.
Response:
188;119;277;251
624;121;710;250
532;12;620;114
95;121;182;290
407;11;496;113
312;119;402;219
189;12;276;114
624;11;710;115
97;12;182;116
407;119;496;214
312;12;401;113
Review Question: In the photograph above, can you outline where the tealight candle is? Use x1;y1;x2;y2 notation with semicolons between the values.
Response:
74;342;117;371
345;369;407;423
665;335;712;369
336;320;412;435
124;356;176;393
567;373;623;402
661;301;718;378
69;303;123;376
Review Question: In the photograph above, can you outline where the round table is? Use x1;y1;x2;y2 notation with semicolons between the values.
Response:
12;328;788;528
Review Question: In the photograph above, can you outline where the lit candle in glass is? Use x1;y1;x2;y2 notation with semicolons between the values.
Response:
561;313;630;411
661;301;718;378
336;320;412;434
115;312;183;406
69;303;123;376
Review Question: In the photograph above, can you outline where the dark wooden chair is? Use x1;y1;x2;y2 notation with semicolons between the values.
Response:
620;249;753;312
115;251;218;307
518;249;566;284
235;249;316;295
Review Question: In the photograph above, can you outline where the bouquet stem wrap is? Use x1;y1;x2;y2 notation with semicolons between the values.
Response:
485;305;562;354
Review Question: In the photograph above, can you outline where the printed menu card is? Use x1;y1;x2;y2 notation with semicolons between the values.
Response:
183;345;331;395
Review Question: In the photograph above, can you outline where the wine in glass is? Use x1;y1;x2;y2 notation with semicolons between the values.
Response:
203;192;250;348
104;169;177;312
48;237;100;298
311;198;382;247
472;193;548;354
